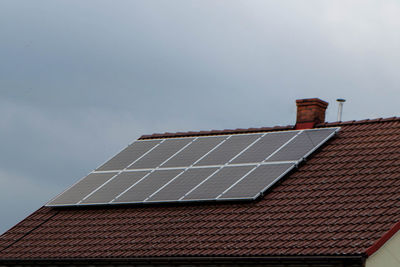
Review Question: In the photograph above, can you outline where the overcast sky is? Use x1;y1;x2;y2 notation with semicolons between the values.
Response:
1;0;400;234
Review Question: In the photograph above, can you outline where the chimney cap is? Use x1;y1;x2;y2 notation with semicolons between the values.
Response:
296;98;329;107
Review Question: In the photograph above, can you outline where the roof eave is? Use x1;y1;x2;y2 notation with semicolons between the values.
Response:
0;255;366;265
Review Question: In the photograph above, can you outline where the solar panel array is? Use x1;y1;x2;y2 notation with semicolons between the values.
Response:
47;127;339;206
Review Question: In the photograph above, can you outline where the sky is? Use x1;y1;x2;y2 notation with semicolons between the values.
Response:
1;0;400;234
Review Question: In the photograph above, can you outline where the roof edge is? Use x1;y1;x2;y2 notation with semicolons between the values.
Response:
317;116;400;127
365;220;400;256
139;125;294;139
139;116;400;140
0;255;365;264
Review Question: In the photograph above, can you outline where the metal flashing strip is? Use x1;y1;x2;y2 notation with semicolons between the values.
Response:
90;161;299;173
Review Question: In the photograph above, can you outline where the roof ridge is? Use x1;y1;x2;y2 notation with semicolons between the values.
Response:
139;116;400;140
139;125;295;139
316;117;400;127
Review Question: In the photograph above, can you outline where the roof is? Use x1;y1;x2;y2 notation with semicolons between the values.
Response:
1;117;400;260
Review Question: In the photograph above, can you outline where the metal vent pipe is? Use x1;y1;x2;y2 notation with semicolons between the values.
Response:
336;99;346;121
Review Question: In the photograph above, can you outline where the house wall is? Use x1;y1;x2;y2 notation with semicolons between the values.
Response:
366;229;400;267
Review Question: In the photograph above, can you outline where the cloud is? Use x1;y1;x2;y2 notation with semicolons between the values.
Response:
0;97;213;234
1;0;400;236
0;169;58;234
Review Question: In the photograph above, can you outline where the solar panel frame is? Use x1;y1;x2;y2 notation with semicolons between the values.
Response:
112;169;184;203
217;163;296;200
194;134;263;166
230;131;299;164
160;136;227;168
47;172;118;206
146;167;220;203
265;128;337;162
46;127;340;207
127;138;195;170
181;165;255;201
298;128;338;160
80;171;150;204
95;139;162;171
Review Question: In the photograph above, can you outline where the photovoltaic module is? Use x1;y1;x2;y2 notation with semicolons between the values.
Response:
47;127;339;206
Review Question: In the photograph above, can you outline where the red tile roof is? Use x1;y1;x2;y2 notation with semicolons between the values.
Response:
1;118;400;260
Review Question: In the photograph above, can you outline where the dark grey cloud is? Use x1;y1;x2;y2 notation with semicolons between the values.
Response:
1;0;400;234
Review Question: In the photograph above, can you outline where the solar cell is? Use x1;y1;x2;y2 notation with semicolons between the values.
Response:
195;134;262;166
231;131;298;164
161;136;226;168
113;169;183;203
128;138;194;169
266;128;336;162
48;172;117;206
81;171;149;204
96;140;161;171
147;167;219;202
219;163;295;200
183;165;254;201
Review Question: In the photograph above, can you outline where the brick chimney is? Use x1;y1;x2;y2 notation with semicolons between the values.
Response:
295;98;328;129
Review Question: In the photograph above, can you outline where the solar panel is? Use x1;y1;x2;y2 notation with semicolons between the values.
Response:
266;128;336;162
231;131;297;164
128;138;194;169
113;169;183;203
182;165;254;201
219;163;295;200
195;134;262;166
147;167;219;202
81;171;149;204
96;140;161;171
161;136;227;168
48;172;117;206
46;127;339;206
